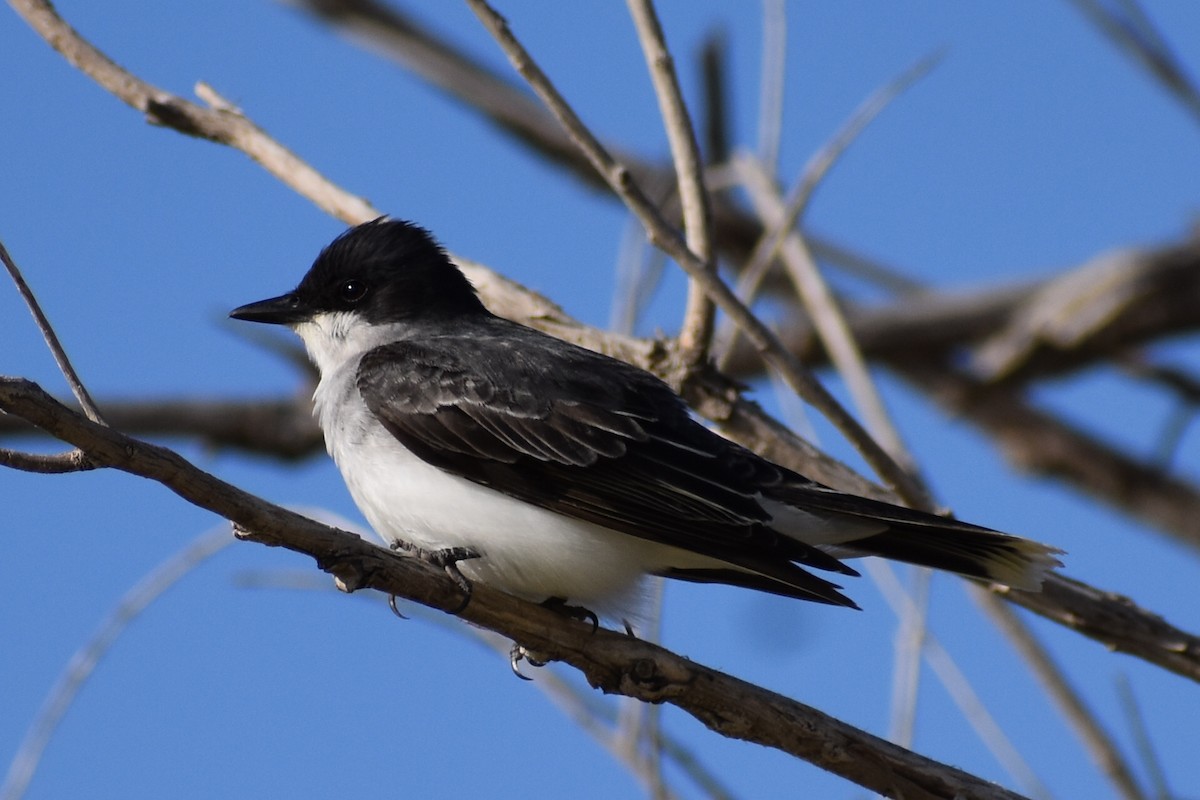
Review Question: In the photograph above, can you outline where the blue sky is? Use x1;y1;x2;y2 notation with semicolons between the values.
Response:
3;2;1200;798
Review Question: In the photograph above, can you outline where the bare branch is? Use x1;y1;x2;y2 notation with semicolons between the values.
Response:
627;0;716;365
1066;0;1200;124
975;592;1148;800
465;0;928;507
9;0;377;225
0;238;104;424
898;358;1200;554
1001;573;1200;683
734;154;929;498
0;527;232;800
0;447;95;474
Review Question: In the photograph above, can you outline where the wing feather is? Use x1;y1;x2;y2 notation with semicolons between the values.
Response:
355;326;857;599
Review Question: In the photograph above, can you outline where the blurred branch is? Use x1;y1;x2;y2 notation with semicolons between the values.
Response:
1115;674;1174;800
627;0;716;366
976;592;1147;800
899;358;1200;554
754;0;786;171
1066;0;1200;124
0;528;233;800
869;562;1051;798
0;376;1033;800
466;0;930;507
0;396;322;460
721;238;1200;385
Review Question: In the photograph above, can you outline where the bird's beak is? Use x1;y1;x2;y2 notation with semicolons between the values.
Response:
229;292;310;326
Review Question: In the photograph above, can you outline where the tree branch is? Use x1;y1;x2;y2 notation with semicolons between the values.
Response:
627;0;716;365
465;0;930;508
0;375;1032;800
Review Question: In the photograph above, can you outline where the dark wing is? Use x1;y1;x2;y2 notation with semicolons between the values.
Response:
356;321;857;607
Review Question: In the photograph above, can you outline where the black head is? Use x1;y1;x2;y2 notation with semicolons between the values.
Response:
230;218;486;326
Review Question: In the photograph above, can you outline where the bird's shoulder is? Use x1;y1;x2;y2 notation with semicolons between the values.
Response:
355;316;681;423
353;317;698;466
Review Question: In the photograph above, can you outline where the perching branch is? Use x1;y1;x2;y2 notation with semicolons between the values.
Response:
0;376;1030;800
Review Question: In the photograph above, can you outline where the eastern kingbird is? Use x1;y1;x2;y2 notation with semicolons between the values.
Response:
231;218;1060;621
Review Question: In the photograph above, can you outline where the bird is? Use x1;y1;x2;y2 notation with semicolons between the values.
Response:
230;217;1061;626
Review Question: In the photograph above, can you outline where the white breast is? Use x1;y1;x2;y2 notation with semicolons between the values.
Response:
306;342;688;621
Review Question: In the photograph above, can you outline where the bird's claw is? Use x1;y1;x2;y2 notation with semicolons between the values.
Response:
390;540;480;613
509;643;548;681
540;596;599;633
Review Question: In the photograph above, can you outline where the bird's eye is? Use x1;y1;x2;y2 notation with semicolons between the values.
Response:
338;279;368;304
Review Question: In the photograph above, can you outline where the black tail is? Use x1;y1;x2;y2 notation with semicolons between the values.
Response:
772;485;1062;591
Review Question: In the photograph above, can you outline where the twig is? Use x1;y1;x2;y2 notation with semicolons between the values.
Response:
898;358;1200;553
627;0;716;366
0;238;104;424
0;527;233;800
1065;0;1200;124
755;0;786;171
465;0;928;507
976;593;1147;800
868;562;1051;799
743;50;942;297
0;376;1034;800
734;153;928;496
887;566;931;749
1115;674;1173;800
9;0;378;225
728;50;941;467
0;448;94;473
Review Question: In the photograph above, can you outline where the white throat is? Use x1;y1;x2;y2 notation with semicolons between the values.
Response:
293;311;386;377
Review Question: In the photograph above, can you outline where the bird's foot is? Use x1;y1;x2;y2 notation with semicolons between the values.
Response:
390;540;480;613
540;596;599;633
507;598;598;681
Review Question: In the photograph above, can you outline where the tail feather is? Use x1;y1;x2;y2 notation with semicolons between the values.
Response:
838;525;1061;591
773;485;1063;591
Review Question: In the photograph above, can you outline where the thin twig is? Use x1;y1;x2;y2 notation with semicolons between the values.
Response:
0;447;94;473
0;527;233;800
1115;674;1173;800
1065;0;1200;124
976;593;1147;800
0;238;104;424
868;561;1051;799
9;0;378;225
734;153;929;498
727;49;942;469
465;0;928;507
755;0;786;171
745;51;943;289
627;0;716;366
887;566;931;749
